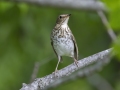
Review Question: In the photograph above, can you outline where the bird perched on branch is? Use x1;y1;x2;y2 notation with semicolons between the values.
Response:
51;14;79;73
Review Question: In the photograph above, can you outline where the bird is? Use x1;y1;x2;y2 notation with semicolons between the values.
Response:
51;14;79;73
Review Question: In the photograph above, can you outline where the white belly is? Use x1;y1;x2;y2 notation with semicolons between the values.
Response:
53;38;74;57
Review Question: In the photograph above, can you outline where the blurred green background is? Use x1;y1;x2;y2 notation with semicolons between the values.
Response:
0;1;120;90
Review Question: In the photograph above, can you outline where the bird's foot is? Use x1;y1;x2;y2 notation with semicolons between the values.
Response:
74;59;79;67
52;69;59;77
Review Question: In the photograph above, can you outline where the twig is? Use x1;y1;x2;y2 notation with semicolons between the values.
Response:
9;0;106;11
97;11;117;41
87;74;114;90
30;56;55;82
20;48;112;90
30;62;40;82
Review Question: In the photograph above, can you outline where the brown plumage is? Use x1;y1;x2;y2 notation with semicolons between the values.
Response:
51;14;79;72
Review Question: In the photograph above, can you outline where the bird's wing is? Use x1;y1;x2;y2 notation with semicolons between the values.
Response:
71;34;78;60
51;41;58;57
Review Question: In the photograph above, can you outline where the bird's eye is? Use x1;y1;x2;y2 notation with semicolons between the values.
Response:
59;16;62;19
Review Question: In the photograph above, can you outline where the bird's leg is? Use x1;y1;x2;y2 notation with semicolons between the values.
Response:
73;58;79;67
53;56;61;76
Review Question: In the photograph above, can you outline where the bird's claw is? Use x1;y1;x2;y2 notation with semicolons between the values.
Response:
74;60;79;67
52;70;59;77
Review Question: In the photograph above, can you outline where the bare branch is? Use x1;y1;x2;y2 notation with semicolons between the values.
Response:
87;74;114;90
20;48;112;90
30;56;55;82
45;52;111;89
30;62;40;82
97;10;117;41
10;0;107;11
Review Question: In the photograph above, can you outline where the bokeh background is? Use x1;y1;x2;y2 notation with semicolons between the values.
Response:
0;0;120;90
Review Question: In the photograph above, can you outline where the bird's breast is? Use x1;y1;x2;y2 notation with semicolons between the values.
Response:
54;38;74;57
52;30;74;57
51;24;74;57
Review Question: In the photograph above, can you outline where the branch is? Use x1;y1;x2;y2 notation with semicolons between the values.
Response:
20;48;112;90
87;74;114;90
45;51;111;89
30;56;54;82
10;0;107;11
97;10;117;41
95;0;117;41
30;62;40;82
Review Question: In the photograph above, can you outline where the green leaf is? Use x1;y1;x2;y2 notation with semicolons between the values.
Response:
102;0;120;30
113;35;120;60
0;2;13;13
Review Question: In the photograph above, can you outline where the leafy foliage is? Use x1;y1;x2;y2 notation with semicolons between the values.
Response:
103;0;120;60
103;0;120;30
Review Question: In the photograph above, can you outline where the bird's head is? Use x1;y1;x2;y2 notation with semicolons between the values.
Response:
56;14;71;25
